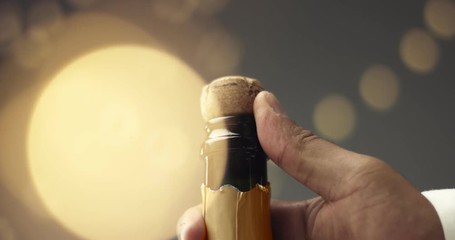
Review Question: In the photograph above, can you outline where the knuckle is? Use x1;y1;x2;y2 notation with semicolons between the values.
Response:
289;123;319;154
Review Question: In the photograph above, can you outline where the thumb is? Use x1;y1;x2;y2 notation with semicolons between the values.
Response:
177;205;205;240
254;91;372;200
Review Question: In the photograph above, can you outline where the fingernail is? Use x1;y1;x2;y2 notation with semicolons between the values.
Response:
264;91;286;115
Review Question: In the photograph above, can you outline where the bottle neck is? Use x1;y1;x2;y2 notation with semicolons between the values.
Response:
201;114;268;192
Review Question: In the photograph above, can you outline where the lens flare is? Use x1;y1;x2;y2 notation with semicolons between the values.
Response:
400;28;440;74
424;0;455;40
313;94;356;142
27;45;205;240
359;64;400;112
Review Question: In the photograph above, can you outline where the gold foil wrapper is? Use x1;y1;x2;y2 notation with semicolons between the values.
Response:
201;184;273;240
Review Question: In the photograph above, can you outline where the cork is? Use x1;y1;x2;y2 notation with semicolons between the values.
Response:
200;76;272;239
200;76;264;121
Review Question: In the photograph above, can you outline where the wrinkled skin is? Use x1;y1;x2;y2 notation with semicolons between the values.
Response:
177;92;444;240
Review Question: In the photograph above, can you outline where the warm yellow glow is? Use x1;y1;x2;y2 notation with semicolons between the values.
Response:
400;28;440;74
27;46;205;239
0;12;172;227
425;0;455;40
359;64;400;112
313;94;356;142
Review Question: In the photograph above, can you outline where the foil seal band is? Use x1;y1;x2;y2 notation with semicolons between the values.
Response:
202;184;273;240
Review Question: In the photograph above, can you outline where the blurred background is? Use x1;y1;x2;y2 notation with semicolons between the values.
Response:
0;0;454;239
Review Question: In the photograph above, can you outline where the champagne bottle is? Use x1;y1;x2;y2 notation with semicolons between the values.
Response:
200;76;273;240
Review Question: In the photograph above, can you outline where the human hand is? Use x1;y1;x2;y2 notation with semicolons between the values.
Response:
177;91;444;240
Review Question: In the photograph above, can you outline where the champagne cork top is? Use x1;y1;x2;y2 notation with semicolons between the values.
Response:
200;76;264;121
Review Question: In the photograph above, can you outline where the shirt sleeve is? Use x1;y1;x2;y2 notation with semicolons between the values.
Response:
422;189;455;240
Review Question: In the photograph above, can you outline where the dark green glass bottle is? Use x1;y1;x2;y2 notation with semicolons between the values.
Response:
201;114;267;191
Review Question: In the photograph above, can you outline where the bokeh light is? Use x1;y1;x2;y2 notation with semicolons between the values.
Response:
27;45;205;239
1;5;243;238
359;64;400;112
0;12;163;223
400;28;440;74
424;0;455;40
313;94;356;142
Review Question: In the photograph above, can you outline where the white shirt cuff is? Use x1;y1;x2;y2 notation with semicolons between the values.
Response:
422;189;455;240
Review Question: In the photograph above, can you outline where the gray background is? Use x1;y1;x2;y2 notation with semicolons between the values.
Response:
215;0;455;199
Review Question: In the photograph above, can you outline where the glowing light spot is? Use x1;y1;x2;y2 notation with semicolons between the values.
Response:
313;94;356;142
0;217;15;240
424;0;455;40
400;28;440;74
27;46;205;240
97;102;141;146
144;126;192;175
359;64;400;112
0;12;159;223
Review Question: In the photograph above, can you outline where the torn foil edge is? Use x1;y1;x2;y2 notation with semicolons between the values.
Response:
202;184;273;240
